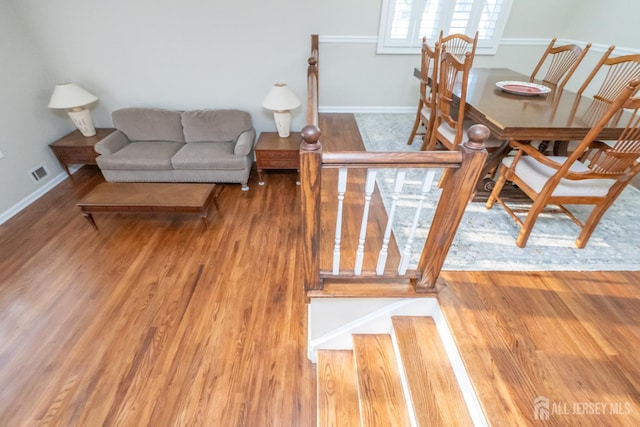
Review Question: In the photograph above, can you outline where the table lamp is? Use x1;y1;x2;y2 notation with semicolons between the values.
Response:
262;83;301;138
48;82;99;137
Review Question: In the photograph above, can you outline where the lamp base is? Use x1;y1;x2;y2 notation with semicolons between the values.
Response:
273;110;291;138
67;108;96;137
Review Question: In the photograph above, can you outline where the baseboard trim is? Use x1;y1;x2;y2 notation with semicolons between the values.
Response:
0;166;78;227
319;106;415;114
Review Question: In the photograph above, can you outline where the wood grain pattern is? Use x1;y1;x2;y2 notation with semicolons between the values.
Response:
439;270;640;427
352;334;411;427
2;112;640;426
317;350;360;427
0;165;314;426
392;316;473;427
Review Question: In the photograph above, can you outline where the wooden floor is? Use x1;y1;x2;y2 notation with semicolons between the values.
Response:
0;114;638;425
440;270;640;426
0;167;314;426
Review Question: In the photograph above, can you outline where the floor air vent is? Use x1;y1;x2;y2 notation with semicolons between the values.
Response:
29;164;49;182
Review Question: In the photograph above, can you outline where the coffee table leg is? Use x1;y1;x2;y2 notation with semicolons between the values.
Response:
201;215;209;228
83;213;98;230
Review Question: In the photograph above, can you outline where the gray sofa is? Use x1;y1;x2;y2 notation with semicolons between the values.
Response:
95;108;256;190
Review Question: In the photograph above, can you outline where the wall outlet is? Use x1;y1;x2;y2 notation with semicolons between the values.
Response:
0;149;4;159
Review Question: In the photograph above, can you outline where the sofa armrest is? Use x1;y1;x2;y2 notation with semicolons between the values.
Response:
234;129;256;156
95;130;130;155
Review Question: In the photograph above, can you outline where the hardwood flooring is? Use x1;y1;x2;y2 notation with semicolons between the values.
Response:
0;114;639;425
439;270;640;426
0;166;314;426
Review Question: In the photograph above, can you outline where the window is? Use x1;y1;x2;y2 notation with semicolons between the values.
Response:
377;0;513;54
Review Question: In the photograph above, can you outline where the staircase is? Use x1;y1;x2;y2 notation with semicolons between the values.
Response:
311;301;486;426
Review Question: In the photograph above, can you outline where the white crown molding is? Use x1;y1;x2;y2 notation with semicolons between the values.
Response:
557;39;639;56
318;35;378;44
502;37;639;55
319;36;640;56
499;37;550;46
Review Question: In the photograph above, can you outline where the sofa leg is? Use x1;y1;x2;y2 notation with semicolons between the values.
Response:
241;184;249;191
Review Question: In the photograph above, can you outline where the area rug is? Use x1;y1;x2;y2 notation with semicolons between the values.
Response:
355;113;640;271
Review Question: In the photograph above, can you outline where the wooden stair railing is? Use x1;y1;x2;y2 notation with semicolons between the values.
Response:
301;34;489;294
301;126;489;293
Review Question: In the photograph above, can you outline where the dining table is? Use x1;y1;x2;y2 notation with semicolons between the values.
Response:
413;67;632;201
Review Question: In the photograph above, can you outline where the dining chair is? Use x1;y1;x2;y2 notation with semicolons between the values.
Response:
529;38;591;90
577;45;640;103
424;51;472;152
407;38;441;149
529;38;591;155
425;51;502;152
486;79;640;248
551;46;640;156
438;30;478;60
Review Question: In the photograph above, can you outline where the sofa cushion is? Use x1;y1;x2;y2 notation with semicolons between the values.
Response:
181;110;253;143
97;141;185;170
113;108;185;143
171;142;247;170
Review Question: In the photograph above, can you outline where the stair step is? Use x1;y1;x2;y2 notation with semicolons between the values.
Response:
392;316;473;427
307;281;436;299
317;350;361;427
353;334;411;427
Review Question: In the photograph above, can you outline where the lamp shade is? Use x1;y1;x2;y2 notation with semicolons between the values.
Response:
48;83;98;109
262;83;301;111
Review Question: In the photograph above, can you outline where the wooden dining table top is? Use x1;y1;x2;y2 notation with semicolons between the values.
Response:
415;67;628;142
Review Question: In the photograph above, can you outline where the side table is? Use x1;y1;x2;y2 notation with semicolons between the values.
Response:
49;128;116;177
254;132;301;185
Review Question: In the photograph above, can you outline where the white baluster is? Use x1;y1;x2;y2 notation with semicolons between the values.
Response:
376;169;405;275
399;169;435;274
333;168;348;275
355;169;377;275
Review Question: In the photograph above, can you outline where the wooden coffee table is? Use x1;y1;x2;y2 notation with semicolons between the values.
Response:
77;183;218;229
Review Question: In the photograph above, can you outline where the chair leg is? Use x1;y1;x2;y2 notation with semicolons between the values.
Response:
407;100;423;145
419;131;431;151
575;194;623;248
485;164;508;209
516;199;547;248
419;118;434;151
424;122;439;151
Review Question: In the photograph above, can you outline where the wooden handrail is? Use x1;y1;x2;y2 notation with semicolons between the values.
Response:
307;34;319;127
322;151;463;168
299;34;489;294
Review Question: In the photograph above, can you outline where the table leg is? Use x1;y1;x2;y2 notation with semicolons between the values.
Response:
82;213;98;230
258;168;265;185
52;152;72;177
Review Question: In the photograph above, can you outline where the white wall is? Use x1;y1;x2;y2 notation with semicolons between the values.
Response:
0;2;72;215
1;0;639;221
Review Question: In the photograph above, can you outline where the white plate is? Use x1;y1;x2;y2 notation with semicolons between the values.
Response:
495;81;551;96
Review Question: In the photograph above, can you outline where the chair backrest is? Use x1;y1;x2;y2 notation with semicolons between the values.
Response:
418;37;441;110
433;51;474;149
565;80;640;178
577;46;640;104
529;37;591;89
584;96;640;175
438;31;478;61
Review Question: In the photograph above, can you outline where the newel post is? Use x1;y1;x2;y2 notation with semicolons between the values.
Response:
416;124;489;292
300;125;323;292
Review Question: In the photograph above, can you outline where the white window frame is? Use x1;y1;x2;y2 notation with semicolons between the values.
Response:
377;0;513;55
